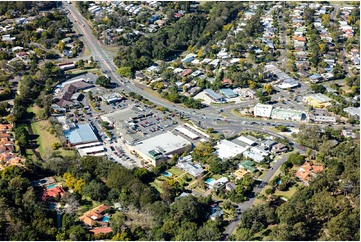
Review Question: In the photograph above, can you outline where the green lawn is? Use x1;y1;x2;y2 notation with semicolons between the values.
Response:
274;185;299;199
168;167;184;177
213;174;223;180
31;120;75;158
150;181;163;193
27;106;44;119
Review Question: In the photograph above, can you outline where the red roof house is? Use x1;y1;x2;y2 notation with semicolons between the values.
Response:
42;186;65;201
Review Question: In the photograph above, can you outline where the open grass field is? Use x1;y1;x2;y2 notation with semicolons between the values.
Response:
167;166;184;177
31;120;75;158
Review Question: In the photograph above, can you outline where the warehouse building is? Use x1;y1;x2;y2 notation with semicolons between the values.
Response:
130;132;192;167
64;123;99;146
204;89;226;103
220;88;238;98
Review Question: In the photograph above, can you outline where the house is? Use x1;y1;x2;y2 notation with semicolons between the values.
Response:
234;168;249;179
61;37;72;44
58;62;75;70
250;146;269;157
80;204;110;227
238;160;257;173
191;70;202;77
243;150;265;163
341;130;357;139
176;155;204;177
295;162;324;185
206;177;229;190
2;34;16;42
225;182;236;191
41;186;65;202
261;140;277;150
238;88;256;100
182;69;192;76
89;227;113;236
309;74;323;83
271;143;288;154
210;204;223;221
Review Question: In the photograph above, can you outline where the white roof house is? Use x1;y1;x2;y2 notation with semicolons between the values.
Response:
215;140;249;159
237;136;258;146
243;150;265;163
254;103;273;118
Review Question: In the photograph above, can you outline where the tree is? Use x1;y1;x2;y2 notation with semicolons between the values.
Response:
82;180;108;201
263;84;274;95
310;84;326;94
326;208;360;241
67;225;88;241
259;96;271;104
96;76;111;87
15;126;30;149
117;66;134;78
76;59;84;69
265;187;275;195
51;142;61;150
197;220;222;240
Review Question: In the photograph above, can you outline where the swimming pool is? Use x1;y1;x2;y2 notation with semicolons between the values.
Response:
102;216;110;222
205;178;215;184
48;203;56;209
162;171;173;178
47;184;56;189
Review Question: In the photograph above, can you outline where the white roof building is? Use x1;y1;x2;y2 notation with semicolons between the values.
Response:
215;140;249;159
243;150;265;163
254;103;273;118
131;132;192;167
237;136;258;146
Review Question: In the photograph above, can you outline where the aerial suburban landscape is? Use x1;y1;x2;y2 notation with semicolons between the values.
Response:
0;1;359;241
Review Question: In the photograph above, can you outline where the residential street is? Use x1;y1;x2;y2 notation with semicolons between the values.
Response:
223;152;292;238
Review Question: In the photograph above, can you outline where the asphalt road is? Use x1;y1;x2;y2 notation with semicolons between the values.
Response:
223;152;292;238
65;3;358;239
65;4;358;134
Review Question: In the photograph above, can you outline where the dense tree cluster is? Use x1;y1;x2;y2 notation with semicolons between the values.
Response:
113;2;244;72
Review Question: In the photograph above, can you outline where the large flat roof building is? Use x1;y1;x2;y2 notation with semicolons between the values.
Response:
343;107;360;118
204;89;226;103
303;93;333;108
254;103;273;118
220;88;238;98
64;123;99;146
215;140;249;160
271;107;307;121
130;132;192;167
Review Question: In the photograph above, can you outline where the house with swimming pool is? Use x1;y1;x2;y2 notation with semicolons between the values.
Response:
79;204;112;231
